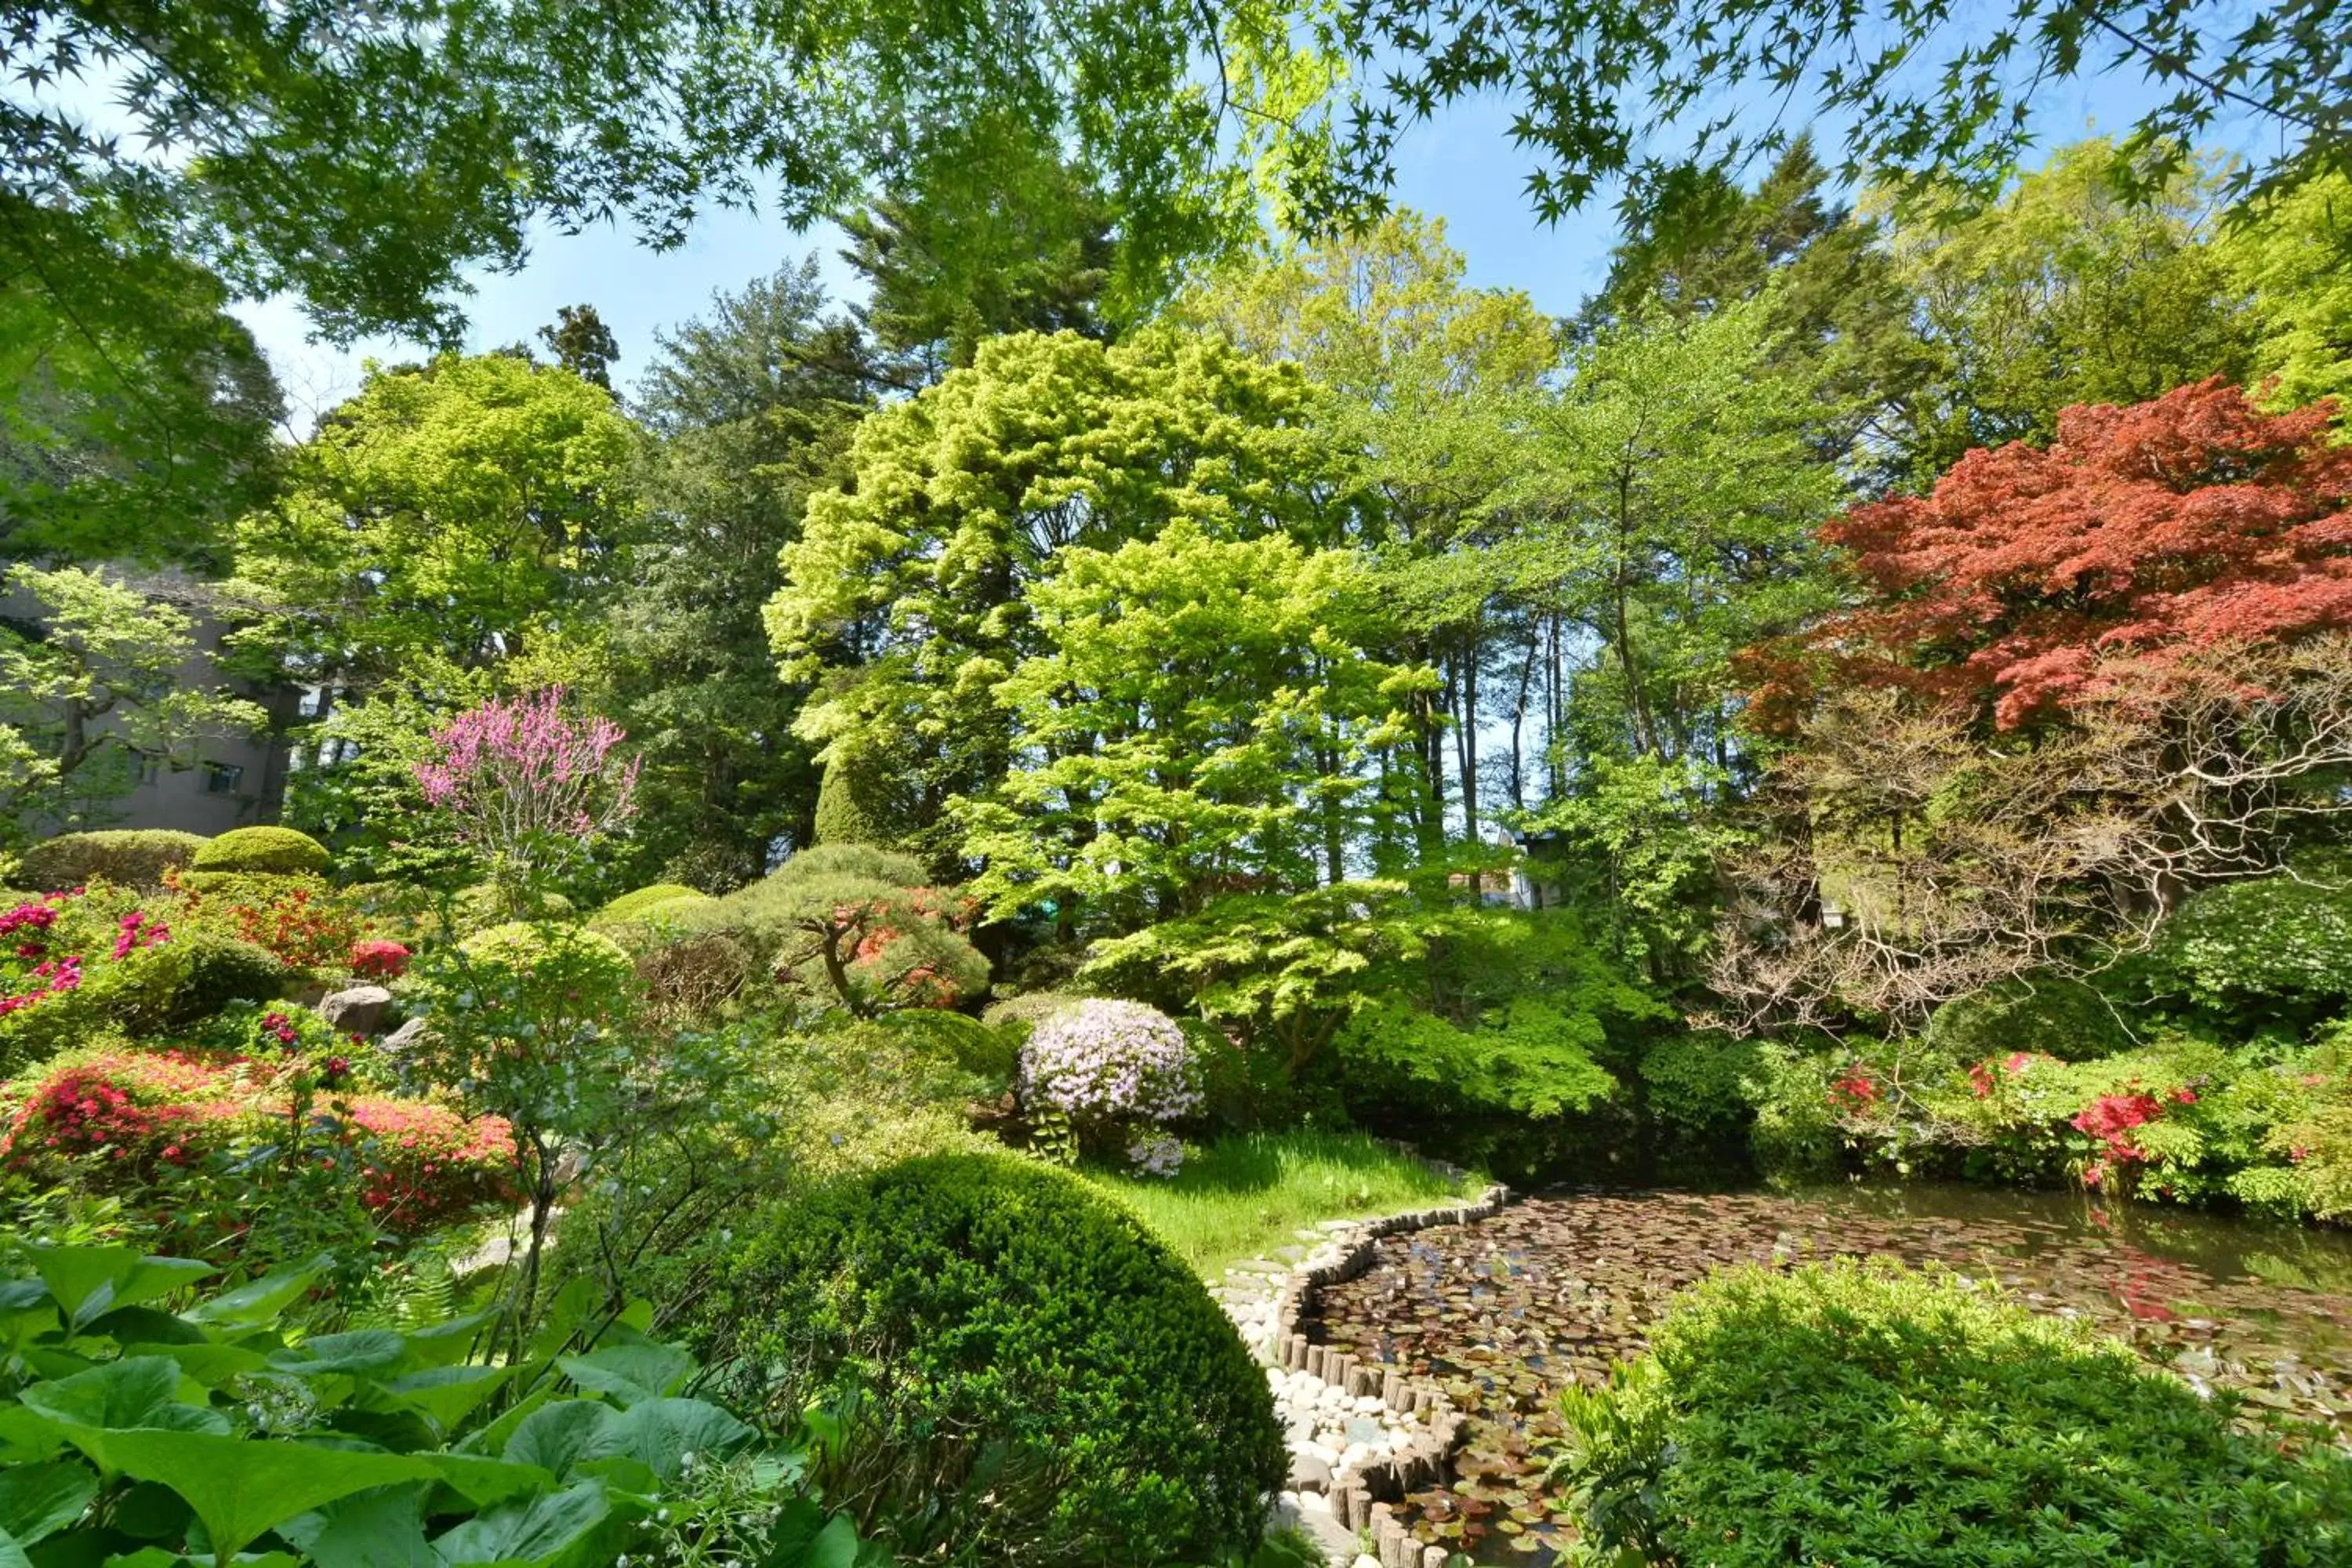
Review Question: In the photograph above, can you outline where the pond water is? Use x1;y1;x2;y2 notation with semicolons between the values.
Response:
1301;1183;2352;1563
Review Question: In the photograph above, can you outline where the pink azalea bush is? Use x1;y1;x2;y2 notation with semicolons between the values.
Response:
1019;999;1201;1174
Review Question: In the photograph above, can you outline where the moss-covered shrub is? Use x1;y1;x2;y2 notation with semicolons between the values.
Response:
691;1152;1284;1566
18;829;208;891
689;845;989;1015
190;825;330;877
1926;973;2131;1063
601;882;713;922
883;1007;1022;1086
165;932;289;1022
1552;1258;2352;1567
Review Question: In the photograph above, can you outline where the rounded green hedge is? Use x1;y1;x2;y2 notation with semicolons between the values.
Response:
599;883;712;922
1554;1258;2352;1567
190;826;330;877
167;933;290;1022
691;1152;1284;1566
18;830;209;891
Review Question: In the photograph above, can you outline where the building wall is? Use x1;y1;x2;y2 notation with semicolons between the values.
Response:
2;569;295;837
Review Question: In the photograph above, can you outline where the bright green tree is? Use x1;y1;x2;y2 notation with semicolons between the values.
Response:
1579;136;1933;479
0;212;283;565
2226;172;2352;416
230;353;644;687
767;328;1348;866
957;522;1424;932
840;113;1121;389
1180;211;1559;844
1876;140;2259;482
1512;298;1844;773
0;565;266;840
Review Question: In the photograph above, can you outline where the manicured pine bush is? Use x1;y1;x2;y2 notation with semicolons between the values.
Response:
1552;1257;2352;1567
17;829;209;890
190;825;331;877
690;1152;1286;1566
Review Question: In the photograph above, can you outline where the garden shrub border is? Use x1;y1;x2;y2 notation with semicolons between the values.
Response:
1219;1153;1514;1568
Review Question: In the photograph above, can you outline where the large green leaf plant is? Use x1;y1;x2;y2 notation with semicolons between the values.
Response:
0;1247;883;1568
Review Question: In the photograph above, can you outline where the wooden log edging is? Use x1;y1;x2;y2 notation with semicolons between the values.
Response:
1226;1166;1513;1565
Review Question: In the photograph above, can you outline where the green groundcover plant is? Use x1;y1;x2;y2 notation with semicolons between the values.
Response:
1548;1258;2352;1568
0;1244;884;1568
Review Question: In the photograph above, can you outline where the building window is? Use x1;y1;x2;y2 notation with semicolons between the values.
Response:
202;762;245;796
138;756;162;786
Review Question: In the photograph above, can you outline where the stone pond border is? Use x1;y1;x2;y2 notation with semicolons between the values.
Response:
1214;1164;1515;1568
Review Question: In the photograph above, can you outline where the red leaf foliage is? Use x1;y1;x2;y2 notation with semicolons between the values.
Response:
1749;379;2352;729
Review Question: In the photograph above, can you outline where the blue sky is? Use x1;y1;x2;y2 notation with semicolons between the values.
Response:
235;60;2226;427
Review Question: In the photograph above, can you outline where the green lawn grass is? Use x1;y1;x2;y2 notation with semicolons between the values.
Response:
1084;1129;1483;1277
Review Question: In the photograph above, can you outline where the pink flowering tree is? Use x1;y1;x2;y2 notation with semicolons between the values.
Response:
412;688;640;912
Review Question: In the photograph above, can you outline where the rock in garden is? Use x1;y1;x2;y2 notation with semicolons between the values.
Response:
319;985;394;1034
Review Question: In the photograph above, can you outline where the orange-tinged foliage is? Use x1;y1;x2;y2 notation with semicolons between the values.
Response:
1750;379;2352;729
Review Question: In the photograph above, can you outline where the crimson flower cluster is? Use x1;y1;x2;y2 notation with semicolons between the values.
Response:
350;938;410;980
2071;1083;2198;1189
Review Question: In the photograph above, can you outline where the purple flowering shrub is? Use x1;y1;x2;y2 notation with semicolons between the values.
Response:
1018;999;1201;1174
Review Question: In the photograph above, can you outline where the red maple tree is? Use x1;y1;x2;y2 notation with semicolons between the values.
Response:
1751;379;2352;729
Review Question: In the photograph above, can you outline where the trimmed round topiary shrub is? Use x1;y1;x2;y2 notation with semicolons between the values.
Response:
18;830;209;891
691;1152;1285;1566
190;826;329;877
598;882;712;922
1552;1258;2352;1566
166;933;289;1022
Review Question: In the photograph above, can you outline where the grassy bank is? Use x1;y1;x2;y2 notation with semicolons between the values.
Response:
1086;1129;1483;1276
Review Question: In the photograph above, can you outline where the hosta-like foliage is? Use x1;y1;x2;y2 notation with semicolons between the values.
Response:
0;1247;875;1567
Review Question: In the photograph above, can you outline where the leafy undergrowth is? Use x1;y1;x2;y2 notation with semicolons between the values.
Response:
1085;1130;1482;1276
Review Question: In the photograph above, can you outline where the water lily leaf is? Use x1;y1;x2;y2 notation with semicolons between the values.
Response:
270;1331;408;1377
275;1483;434;1568
384;1367;510;1434
500;1402;619;1480
20;1359;230;1443
182;1260;327;1328
599;1399;754;1483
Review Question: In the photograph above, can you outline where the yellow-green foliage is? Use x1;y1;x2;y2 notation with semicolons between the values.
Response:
600;883;712;922
191;826;330;876
17;830;208;891
1554;1258;2352;1566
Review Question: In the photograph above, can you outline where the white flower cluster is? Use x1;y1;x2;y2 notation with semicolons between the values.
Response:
1019;998;1200;1175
